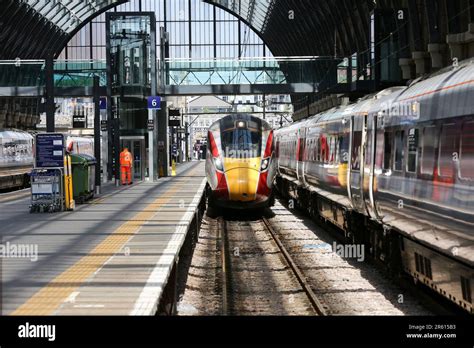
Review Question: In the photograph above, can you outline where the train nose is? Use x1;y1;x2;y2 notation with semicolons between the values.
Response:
224;159;261;202
226;167;259;202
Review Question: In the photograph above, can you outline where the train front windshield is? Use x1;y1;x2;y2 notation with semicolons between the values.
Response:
221;128;262;157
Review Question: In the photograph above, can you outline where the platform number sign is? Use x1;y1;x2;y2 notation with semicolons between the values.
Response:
147;96;161;110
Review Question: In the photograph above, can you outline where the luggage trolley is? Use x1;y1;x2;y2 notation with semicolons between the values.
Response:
30;168;64;213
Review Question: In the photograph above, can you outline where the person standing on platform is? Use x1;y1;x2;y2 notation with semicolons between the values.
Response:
120;148;133;185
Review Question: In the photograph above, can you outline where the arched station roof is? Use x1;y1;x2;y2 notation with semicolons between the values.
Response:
205;0;375;57
0;0;126;59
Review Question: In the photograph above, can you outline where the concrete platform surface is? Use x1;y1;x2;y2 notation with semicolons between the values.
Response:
0;161;206;315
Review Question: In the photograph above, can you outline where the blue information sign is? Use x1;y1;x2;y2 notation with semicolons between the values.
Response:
147;96;161;110
99;97;107;110
35;133;65;168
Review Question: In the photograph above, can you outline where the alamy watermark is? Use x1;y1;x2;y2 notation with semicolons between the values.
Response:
18;322;55;341
0;242;38;262
379;100;420;120
303;241;365;262
224;147;259;160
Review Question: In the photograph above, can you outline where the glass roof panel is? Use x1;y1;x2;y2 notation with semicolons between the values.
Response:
25;0;125;34
207;0;273;33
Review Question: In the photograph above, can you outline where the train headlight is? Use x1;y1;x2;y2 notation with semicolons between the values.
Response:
214;157;224;172
261;157;271;172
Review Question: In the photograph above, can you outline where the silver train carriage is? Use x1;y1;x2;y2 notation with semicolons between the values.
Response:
275;60;474;313
0;130;34;190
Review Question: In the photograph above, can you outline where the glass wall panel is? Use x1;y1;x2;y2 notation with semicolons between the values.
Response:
167;0;190;21
63;0;269;60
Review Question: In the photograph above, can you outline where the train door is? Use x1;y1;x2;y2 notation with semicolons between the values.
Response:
348;114;368;213
120;136;146;181
275;138;281;174
362;114;380;220
296;126;307;185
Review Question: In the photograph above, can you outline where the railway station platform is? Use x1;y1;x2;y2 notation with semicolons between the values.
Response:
0;161;206;315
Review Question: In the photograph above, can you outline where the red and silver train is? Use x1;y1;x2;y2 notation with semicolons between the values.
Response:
275;60;474;313
206;114;276;209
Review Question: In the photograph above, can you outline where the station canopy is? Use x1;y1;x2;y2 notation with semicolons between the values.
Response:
0;0;126;59
1;0;378;60
205;0;373;57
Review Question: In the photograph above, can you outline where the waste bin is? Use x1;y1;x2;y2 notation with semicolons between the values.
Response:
70;154;96;204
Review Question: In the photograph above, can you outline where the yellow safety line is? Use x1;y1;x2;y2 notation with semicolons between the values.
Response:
11;166;202;315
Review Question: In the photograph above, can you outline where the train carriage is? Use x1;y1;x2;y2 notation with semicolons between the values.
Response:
275;59;474;313
0;130;34;190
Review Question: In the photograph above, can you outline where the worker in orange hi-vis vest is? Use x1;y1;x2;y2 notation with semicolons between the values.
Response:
120;148;133;185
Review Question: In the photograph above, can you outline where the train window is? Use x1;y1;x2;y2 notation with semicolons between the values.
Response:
221;128;262;156
308;139;311;161
407;129;419;173
365;129;372;166
329;136;336;164
460;121;474;180
383;132;392;170
394;130;405;171
461;276;472;303
340;134;349;164
298;138;305;161
418;254;425;275
351;131;362;171
316;137;320;162
415;253;421;273
321;135;328;163
421;127;437;176
438;124;458;178
375;130;384;169
424;258;432;280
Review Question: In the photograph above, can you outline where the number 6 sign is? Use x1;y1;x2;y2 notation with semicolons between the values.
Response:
147;96;161;110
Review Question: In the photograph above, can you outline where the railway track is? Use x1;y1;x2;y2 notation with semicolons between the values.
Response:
179;203;433;316
218;216;326;316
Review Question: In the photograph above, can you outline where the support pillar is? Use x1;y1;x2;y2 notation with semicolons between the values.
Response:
428;43;447;69
398;58;415;80
93;76;101;194
447;23;474;62
45;54;55;133
158;100;169;177
148;108;155;181
185;122;189;162
412;51;430;76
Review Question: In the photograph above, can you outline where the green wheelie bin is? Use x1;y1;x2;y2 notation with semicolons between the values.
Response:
70;154;96;204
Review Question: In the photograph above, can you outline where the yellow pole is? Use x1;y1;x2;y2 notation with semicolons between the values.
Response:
64;155;75;211
171;160;176;176
64;156;70;210
68;155;75;210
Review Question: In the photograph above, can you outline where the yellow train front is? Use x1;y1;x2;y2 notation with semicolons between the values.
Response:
205;114;276;209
